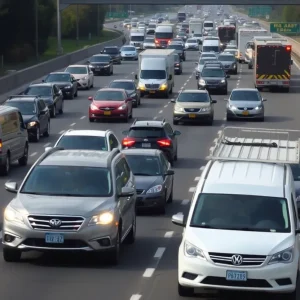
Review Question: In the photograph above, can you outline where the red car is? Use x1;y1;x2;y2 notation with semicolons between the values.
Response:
88;88;133;122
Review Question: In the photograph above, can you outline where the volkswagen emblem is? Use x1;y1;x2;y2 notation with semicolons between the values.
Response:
49;219;62;228
231;254;243;265
244;108;247;111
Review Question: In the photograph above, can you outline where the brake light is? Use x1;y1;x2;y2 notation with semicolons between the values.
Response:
157;139;171;147
122;137;135;147
0;139;2;153
155;39;159;44
286;46;291;51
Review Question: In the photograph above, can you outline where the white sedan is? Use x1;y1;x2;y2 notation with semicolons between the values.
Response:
65;65;94;90
185;38;199;50
120;46;138;60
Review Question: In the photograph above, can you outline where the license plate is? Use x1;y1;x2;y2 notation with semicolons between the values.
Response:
149;90;156;94
226;270;247;281
45;233;64;244
104;111;111;115
142;143;151;147
95;68;100;71
189;114;196;118
242;111;249;116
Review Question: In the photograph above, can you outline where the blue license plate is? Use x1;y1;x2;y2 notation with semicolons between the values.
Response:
45;233;64;244
226;270;247;281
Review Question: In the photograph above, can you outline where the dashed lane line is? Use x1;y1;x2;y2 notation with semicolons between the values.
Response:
30;152;37;157
181;199;190;205
194;177;200;181
164;105;168;108
43;143;51;147
70;123;76;126
143;268;155;278
158;110;163;114
189;187;196;192
130;295;142;300
164;231;174;238
200;166;205;171
80;116;86;120
59;130;65;134
153;116;157;120
154;247;166;259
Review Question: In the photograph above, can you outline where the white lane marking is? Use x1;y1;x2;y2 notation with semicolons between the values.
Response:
164;231;174;238
130;295;142;300
0;231;2;240
194;177;200;181
143;268;155;278
217;130;222;136
200;166;205;171
213;138;218;143
209;146;214;152
183;83;187;86
154;247;166;259
80;116;86;120
70;123;76;126
189;187;196;192
164;105;168;108
43;143;51;147
158;110;163;113
59;130;65;134
131;72;134;74
30;152;37;157
189;76;192;79
153;116;157;120
181;199;190;205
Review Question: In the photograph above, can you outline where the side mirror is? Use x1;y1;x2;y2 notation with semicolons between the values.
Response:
173;130;181;136
126;98;133;102
212;100;217;104
86;61;90;64
100;51;103;54
262;98;267;102
195;62;198;65
165;169;175;176
168;74;172;80
135;74;138;80
45;147;53;152
5;182;18;193
42;79;45;82
171;213;185;227
88;96;93;101
120;186;135;197
171;99;176;103
226;75;230;78
122;130;129;135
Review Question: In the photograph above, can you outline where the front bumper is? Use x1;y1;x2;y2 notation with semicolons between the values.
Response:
139;88;168;96
77;79;89;89
61;88;73;97
121;54;137;60
89;109;128;120
198;83;227;92
227;108;264;119
136;191;165;209
223;66;237;74
90;66;111;74
2;219;118;252
173;111;212;122
178;243;298;293
26;125;39;138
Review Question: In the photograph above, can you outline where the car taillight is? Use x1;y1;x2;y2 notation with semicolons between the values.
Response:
155;39;159;44
122;137;135;147
157;139;171;147
0;139;2;153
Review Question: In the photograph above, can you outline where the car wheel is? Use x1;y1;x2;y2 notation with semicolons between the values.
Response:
111;68;113;75
18;144;28;166
50;106;56;118
33;126;40;142
178;283;194;297
3;248;21;262
0;153;10;175
59;101;64;114
91;81;94;88
167;184;173;203
226;115;232;121
124;213;136;244
74;89;78;97
69;92;74;100
173;119;179;125
107;229;121;265
89;117;95;122
208;117;213;126
43;120;50;137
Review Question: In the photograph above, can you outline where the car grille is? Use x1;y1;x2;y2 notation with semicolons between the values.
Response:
237;107;254;110
224;65;230;68
160;41;167;45
184;108;200;113
145;84;159;89
28;215;85;231
22;238;88;249
209;252;266;266
206;81;219;85
99;107;116;111
136;189;144;195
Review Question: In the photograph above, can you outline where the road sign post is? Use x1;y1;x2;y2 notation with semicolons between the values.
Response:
106;12;128;19
270;22;300;34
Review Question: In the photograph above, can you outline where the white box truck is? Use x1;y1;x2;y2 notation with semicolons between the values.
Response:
130;29;145;50
136;49;175;98
189;18;204;35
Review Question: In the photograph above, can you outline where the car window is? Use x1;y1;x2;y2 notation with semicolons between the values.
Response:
25;86;52;96
128;127;165;138
109;134;119;149
38;100;46;111
218;55;235;61
90;56;110;63
45;73;71;82
291;165;300;181
177;93;209;103
5;101;36;115
230;91;261;101
56;136;107;151
53;85;60;94
94;91;125;101
160;153;169;172
109;82;135;90
291;194;298;228
115;160;129;193
201;69;225;77
103;48;119;54
125;154;161;176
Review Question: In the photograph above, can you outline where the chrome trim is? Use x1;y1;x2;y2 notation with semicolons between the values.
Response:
18;244;93;251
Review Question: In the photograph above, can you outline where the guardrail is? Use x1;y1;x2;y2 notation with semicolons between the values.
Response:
0;31;124;96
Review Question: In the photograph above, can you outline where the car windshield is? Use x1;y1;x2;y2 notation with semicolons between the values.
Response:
202;46;219;52
45;74;71;82
140;70;166;80
56;136;107;151
121;46;136;51
109;82;135;90
178;33;186;36
155;32;173;39
93;91;124;101
5;101;36;115
125;155;161;176
144;38;154;42
218;55;235;61
201;54;216;59
200;58;216;65
204;23;214;28
225;50;237;55
202;69;225;77
191;194;290;233
230;90;261;101
128;127;164;138
103;48;118;54
131;36;144;41
21;165;112;197
148;24;156;28
90;56;110;62
177;92;209;103
187;39;197;43
168;44;183;50
65;67;87;74
25;86;52;96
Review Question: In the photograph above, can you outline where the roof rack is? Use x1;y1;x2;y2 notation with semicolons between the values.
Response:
208;126;300;164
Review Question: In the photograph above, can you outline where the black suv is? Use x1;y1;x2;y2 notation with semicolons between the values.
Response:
121;119;181;165
174;53;182;75
4;95;50;142
101;46;121;64
198;66;229;94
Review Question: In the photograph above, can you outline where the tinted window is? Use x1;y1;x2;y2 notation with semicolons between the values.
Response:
56;136;107;151
140;70;166;80
200;58;216;65
131;36;144;41
103;48;118;54
94;91;124;101
187;39;197;43
202;46;219;52
291;165;300;181
121;46;136;51
109;134;119;149
191;194;290;233
144;38;154;42
125;155;162;176
168;44;183;50
201;69;225;77
204;22;214;28
230;91;261;101
5;101;36;115
25;86;52;96
128;127;164;138
155;32;173;39
177;93;209;103
109;82;135;90
45;74;71;82
90;56;110;62
21;165;112;197
218;55;235;61
65;67;87;74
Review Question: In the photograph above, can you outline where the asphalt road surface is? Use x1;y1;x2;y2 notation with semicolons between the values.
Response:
0;9;299;300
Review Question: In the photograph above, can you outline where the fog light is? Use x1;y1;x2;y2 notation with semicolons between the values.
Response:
4;234;15;243
97;238;111;247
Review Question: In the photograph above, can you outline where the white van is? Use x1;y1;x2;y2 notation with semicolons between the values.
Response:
172;127;300;298
0;106;28;175
203;21;214;33
202;39;220;53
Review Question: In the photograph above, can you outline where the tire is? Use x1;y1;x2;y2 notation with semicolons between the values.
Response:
111;68;114;75
59;101;64;114
50;106;56;118
69;92;74;100
283;87;290;93
74;89;78;97
18;144;28;166
173;119;179;125
258;116;265;122
3;248;21;262
207;117;213;126
178;283;194;297
107;230;121;265
43;121;50;137
91;81;94;88
0;153;10;176
164;91;169;99
124;213;136;244
89;118;95;122
167;185;173;203
33;126;40;142
226;115;232;121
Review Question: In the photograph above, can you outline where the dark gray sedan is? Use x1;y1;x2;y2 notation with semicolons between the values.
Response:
122;148;174;214
218;53;238;74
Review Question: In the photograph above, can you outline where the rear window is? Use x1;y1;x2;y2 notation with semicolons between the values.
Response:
56;136;107;151
103;48;118;54
128;127;165;138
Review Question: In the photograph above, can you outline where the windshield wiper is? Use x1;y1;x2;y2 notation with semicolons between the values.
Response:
134;173;155;176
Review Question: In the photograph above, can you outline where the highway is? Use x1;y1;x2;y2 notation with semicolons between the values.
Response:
0;9;300;300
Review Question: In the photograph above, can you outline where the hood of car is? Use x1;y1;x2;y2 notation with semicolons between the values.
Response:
202;76;225;81
134;175;162;191
220;60;236;65
121;51;136;55
228;100;262;108
48;81;71;88
176;102;211;109
39;97;53;104
71;74;88;80
22;115;38;124
92;100;125;107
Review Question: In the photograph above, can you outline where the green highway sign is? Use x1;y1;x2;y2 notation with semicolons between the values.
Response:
106;12;128;18
248;6;272;17
270;22;300;34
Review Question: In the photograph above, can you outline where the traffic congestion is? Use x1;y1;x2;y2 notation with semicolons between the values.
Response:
0;4;300;300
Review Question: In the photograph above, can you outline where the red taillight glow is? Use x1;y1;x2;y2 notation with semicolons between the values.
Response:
122;137;135;147
155;39;159;44
286;46;291;51
157;139;171;147
0;139;2;153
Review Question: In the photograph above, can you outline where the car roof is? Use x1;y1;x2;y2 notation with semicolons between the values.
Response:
63;129;108;137
181;89;209;94
67;65;87;67
203;161;285;197
104;46;118;48
231;88;258;92
122;148;161;156
41;150;113;168
131;120;165;128
97;88;125;92
7;96;38;102
29;83;53;87
92;54;110;57
110;79;135;83
49;72;71;75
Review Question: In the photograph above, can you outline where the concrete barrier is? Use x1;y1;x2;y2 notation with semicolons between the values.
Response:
0;33;124;95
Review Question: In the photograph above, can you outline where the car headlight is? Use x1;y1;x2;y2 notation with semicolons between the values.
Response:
4;206;24;224
28;121;37;127
118;104;127;110
255;105;262;110
199;79;206;85
160;83;167;90
220;79;225;83
269;247;293;264
229;105;237;110
104;65;110;68
174;106;184;112
200;107;210;112
146;185;163;194
90;104;98;110
89;212;114;225
82;76;87;80
138;83;145;90
184;241;206;260
233;64;236;68
64;85;71;89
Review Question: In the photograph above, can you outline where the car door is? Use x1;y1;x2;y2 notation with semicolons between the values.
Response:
87;66;94;83
53;85;63;110
71;75;77;93
160;152;173;199
164;123;177;154
108;133;121;151
125;91;132;113
38;100;48;131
